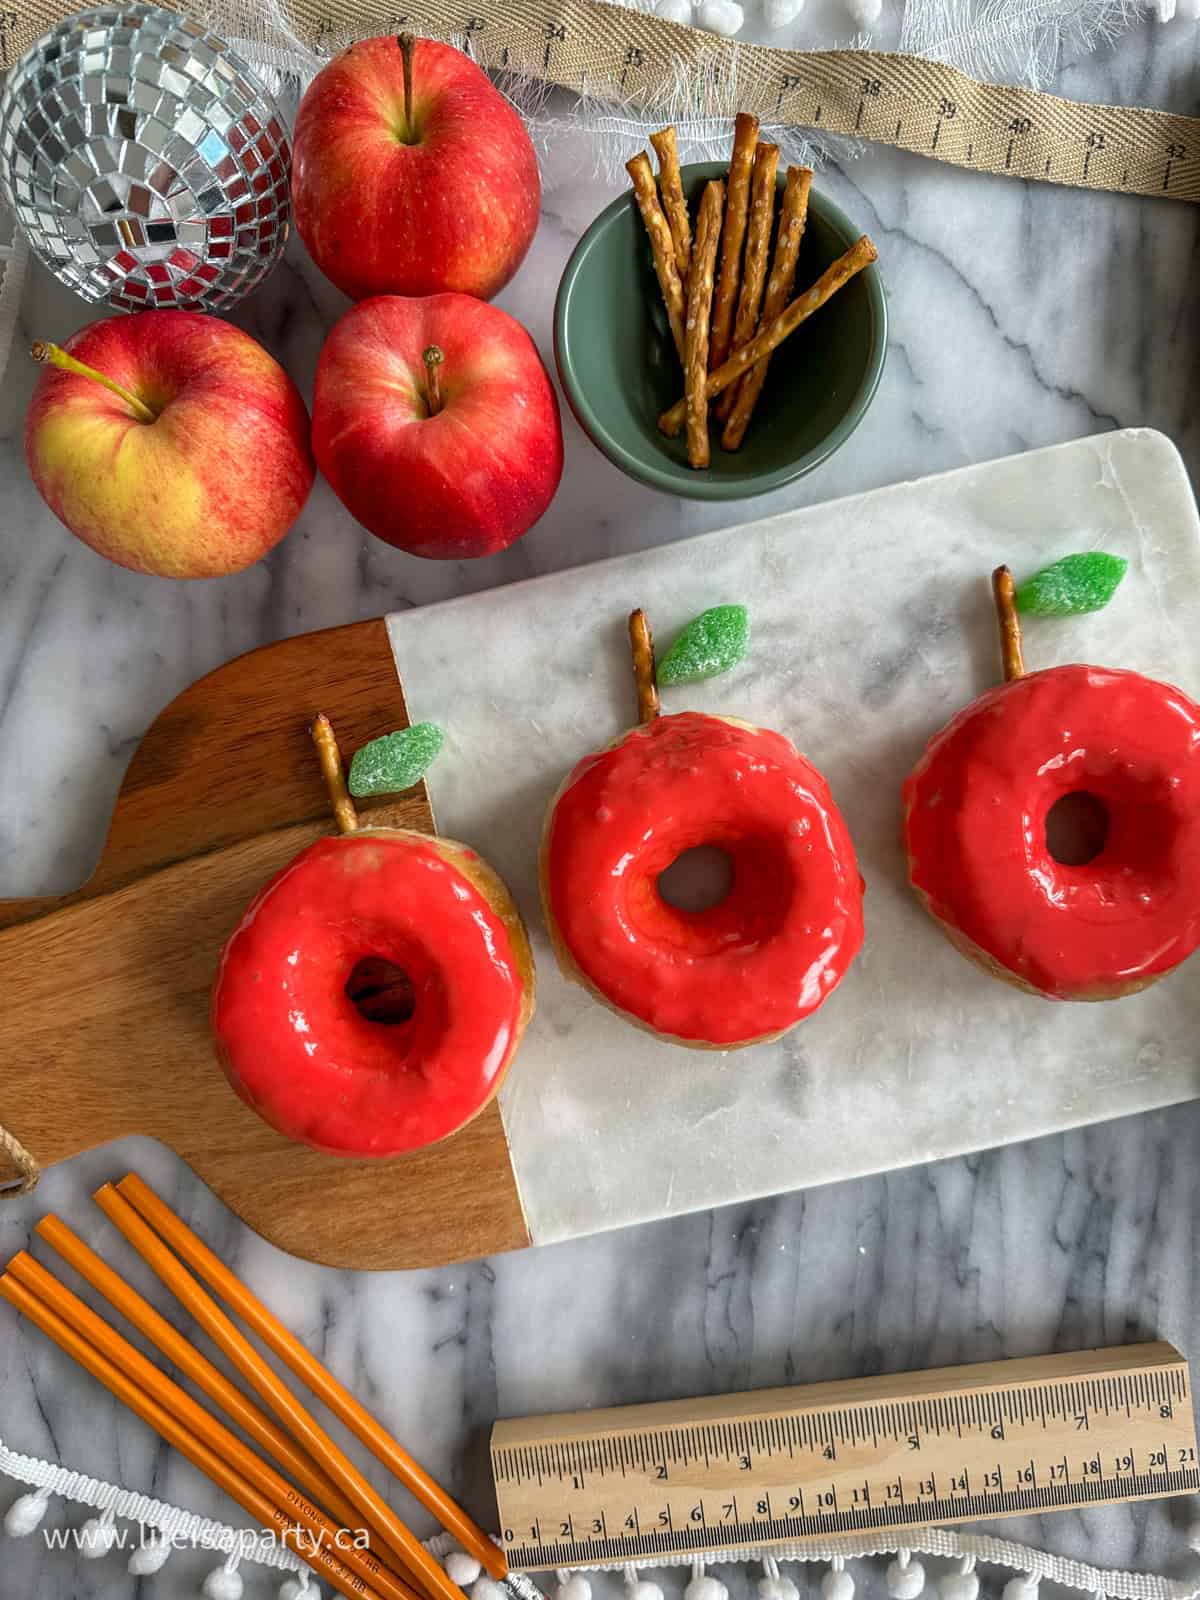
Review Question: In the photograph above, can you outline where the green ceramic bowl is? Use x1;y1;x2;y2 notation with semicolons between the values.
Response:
554;163;887;499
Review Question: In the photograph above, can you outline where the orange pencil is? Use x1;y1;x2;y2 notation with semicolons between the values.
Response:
6;1254;419;1600
0;1268;390;1600
95;1184;473;1600
116;1172;505;1578
35;1215;415;1589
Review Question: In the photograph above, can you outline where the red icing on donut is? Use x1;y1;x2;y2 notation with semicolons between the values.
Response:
903;664;1200;999
211;833;528;1155
543;711;864;1045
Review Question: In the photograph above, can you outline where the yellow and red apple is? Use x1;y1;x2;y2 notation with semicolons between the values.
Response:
25;311;314;579
291;35;540;302
312;293;563;559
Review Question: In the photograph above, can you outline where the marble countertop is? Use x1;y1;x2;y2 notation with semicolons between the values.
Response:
4;10;1200;1598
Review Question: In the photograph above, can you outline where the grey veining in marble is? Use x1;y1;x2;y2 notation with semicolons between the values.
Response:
4;8;1200;1597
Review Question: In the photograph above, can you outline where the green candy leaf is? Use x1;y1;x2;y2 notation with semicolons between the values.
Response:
1015;553;1128;616
657;604;750;686
348;724;444;797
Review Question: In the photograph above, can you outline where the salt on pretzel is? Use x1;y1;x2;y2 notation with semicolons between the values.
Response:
659;234;878;438
684;179;725;470
715;141;779;424
626;152;687;364
708;112;759;373
721;165;812;450
649;126;691;279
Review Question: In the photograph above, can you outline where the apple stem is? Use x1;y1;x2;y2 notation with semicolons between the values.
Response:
992;565;1026;682
629;608;661;723
422;346;445;417
311;713;360;834
399;31;416;140
31;339;157;425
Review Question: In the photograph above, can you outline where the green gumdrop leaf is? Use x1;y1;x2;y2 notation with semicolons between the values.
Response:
657;604;750;686
1015;553;1128;616
348;724;444;797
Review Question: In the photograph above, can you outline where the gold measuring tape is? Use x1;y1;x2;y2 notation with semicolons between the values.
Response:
491;1343;1200;1570
9;0;1199;202
9;0;1200;200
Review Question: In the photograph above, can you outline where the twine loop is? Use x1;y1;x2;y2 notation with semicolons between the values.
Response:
0;1121;41;1197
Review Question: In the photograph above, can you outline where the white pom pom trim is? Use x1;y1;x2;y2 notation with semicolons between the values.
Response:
79;1512;118;1559
202;1555;246;1600
887;1552;926;1600
129;1535;173;1577
279;1576;320;1600
3;1491;50;1537
446;1552;484;1587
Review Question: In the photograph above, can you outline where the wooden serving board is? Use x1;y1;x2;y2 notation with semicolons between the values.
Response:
5;432;1200;1272
0;619;531;1271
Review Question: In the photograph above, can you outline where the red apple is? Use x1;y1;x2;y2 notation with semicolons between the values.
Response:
292;35;540;302
312;293;563;559
25;311;314;579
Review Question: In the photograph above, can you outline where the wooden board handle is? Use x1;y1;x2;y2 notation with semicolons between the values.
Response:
0;619;530;1271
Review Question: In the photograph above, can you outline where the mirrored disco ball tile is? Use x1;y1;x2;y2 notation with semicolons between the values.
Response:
0;2;290;312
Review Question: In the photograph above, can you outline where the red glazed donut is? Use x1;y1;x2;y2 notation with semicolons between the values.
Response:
540;711;864;1047
212;830;534;1155
903;664;1200;1000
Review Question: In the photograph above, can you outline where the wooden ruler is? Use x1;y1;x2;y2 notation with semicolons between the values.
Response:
9;0;1200;202
491;1343;1200;1570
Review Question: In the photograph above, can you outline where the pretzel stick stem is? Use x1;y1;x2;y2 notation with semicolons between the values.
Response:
684;178;724;470
709;111;759;372
311;713;360;834
992;565;1027;681
722;165;812;450
629;609;660;724
626;152;687;365
649;127;691;278
659;233;877;438
715;142;779;423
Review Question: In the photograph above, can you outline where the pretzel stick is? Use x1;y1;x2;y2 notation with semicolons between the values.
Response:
626;152;686;364
714;142;779;423
709;111;759;373
311;712;359;834
629;609;660;723
992;565;1027;681
649;127;690;278
721;165;812;449
659;233;877;439
684;179;725;469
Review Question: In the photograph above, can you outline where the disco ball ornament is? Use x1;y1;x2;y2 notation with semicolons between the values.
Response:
0;4;291;311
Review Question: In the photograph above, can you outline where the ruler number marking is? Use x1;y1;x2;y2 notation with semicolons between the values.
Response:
495;1356;1198;1568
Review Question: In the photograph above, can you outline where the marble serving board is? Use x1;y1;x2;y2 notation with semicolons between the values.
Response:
387;428;1200;1250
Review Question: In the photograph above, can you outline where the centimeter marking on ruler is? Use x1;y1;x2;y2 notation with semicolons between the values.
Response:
491;1345;1200;1570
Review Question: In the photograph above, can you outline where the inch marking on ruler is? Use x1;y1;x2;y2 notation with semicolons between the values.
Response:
491;1344;1200;1571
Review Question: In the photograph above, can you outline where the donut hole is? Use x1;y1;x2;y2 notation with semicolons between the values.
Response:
636;831;794;957
345;956;416;1025
657;845;735;914
1045;790;1110;866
